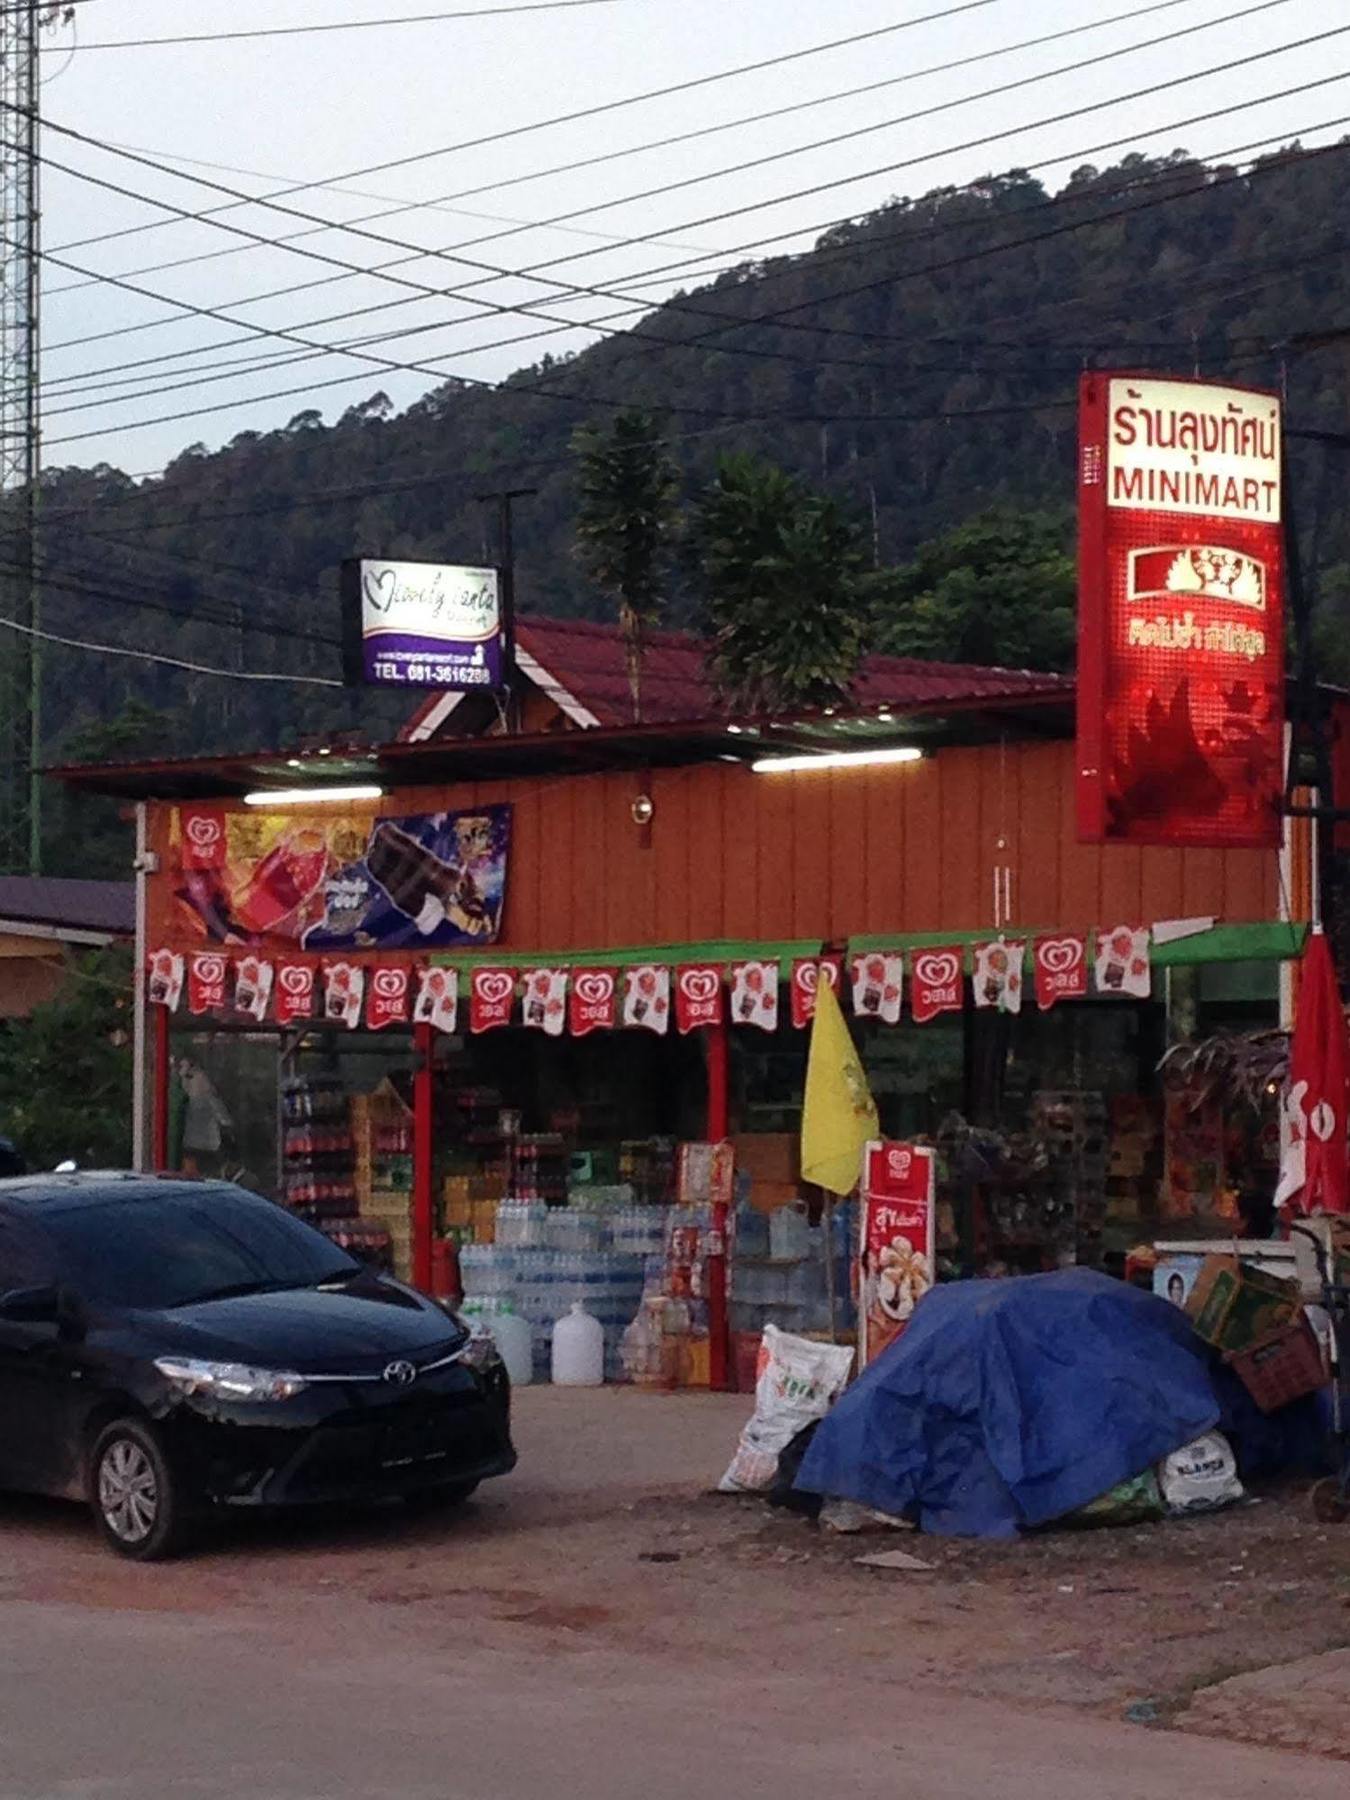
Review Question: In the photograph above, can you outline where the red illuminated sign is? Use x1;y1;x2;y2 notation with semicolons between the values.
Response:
1077;373;1284;848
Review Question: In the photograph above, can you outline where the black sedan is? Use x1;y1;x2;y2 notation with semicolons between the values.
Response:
0;1173;515;1558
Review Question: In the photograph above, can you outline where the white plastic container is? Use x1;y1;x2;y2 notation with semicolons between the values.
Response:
487;1308;534;1388
551;1301;605;1386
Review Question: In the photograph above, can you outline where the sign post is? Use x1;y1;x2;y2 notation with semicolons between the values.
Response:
859;1141;936;1367
341;558;504;690
1077;373;1284;848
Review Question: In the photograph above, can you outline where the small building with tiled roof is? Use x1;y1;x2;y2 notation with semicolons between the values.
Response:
0;876;134;1019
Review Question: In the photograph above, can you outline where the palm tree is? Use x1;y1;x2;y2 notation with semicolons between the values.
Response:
572;411;680;722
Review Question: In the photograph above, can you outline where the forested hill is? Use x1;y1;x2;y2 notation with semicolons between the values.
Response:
33;142;1350;786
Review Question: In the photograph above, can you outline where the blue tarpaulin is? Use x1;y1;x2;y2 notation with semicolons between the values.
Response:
795;1270;1223;1538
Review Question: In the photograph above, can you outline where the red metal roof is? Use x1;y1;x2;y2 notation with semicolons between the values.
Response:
405;613;1072;735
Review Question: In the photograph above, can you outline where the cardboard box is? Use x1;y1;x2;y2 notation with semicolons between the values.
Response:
1186;1253;1301;1353
730;1134;799;1185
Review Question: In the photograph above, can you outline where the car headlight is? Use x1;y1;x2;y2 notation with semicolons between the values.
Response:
154;1356;308;1403
458;1331;504;1373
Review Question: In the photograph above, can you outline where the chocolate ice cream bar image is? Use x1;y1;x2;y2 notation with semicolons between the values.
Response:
365;821;462;935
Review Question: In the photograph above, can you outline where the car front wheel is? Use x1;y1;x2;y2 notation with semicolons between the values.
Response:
90;1419;187;1561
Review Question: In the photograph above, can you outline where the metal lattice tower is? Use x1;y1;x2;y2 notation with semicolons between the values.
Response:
0;1;40;874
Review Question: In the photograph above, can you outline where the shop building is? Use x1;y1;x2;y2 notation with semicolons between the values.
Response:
58;616;1314;1374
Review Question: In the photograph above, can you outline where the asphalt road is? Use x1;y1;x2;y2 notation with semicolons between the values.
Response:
0;1599;1342;1800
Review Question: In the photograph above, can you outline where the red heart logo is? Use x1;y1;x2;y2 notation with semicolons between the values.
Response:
194;954;226;984
476;970;513;1004
1040;938;1082;974
680;969;718;1003
575;971;613;1006
915;951;959;988
280;965;311;996
373;968;406;999
185;813;221;848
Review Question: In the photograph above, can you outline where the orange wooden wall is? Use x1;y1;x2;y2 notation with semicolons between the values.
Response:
147;738;1279;953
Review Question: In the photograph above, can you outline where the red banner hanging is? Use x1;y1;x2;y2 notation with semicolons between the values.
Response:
366;965;411;1031
789;957;842;1030
274;961;316;1025
569;967;617;1036
469;966;516;1032
187;951;229;1015
674;964;724;1034
910;947;964;1024
1032;935;1088;1011
1077;372;1284;848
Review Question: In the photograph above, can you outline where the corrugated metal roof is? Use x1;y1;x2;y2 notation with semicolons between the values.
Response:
0;877;135;937
430;613;1073;731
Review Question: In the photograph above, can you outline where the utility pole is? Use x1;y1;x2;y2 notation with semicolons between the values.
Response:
475;486;535;729
0;1;43;873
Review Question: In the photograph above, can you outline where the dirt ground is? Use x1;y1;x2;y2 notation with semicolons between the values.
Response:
1;1387;1346;1764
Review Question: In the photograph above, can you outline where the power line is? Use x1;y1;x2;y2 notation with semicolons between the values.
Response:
34;106;1350;444
0;611;344;687
76;0;674;52
44;0;1203;290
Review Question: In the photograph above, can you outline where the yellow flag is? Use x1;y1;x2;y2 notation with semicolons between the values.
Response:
801;971;878;1195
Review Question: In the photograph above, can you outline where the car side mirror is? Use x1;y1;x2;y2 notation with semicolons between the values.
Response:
0;1284;61;1324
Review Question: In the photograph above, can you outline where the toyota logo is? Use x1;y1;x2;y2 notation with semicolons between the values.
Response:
382;1360;417;1388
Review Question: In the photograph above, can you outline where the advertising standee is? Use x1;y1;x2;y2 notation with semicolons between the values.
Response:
859;1141;936;1367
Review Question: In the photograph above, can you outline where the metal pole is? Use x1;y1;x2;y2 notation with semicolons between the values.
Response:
476;486;535;726
412;1019;435;1292
132;802;148;1171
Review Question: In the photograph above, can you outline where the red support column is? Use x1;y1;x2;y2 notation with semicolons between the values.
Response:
412;1020;435;1293
151;1003;171;1172
706;1016;731;1391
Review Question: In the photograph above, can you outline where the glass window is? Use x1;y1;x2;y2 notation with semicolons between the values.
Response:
0;1220;56;1291
40;1184;357;1310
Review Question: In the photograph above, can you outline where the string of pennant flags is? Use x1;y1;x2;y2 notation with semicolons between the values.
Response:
145;927;1153;1035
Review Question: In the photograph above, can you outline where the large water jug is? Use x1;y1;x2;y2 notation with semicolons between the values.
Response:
487;1308;534;1388
551;1301;605;1386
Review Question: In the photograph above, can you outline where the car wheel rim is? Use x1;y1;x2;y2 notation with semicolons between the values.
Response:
98;1440;158;1543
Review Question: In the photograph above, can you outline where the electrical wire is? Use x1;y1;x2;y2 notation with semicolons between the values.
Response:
0;612;344;687
44;0;1203;287
34;112;1350;443
76;0;683;52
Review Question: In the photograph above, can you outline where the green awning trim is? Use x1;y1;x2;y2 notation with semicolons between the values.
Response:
434;921;1305;976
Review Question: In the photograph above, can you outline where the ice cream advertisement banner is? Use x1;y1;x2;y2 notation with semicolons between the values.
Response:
366;965;411;1031
789;957;842;1029
1033;935;1088;1010
187;951;229;1016
623;964;670;1034
1077;373;1284;848
322;961;365;1030
860;1141;936;1368
233;955;274;1023
274;961;316;1025
172;804;510;952
147;949;185;1011
469;967;515;1033
522;968;568;1037
973;940;1025;1014
729;960;778;1031
850;951;903;1024
414;966;459;1034
910;947;965;1024
569;968;617;1037
674;964;723;1034
1095;925;1152;998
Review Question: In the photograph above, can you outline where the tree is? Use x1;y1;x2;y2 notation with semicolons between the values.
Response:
43;699;180;879
875;509;1076;673
0;947;133;1170
572;410;680;720
692;452;872;713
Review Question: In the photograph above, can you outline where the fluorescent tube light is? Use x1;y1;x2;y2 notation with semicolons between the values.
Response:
749;747;922;774
243;784;383;807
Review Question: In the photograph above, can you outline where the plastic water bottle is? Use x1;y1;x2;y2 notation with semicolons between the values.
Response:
487;1307;533;1388
551;1302;605;1386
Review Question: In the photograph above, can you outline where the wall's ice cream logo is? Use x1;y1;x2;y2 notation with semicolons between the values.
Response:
910;948;963;1024
469;967;515;1032
1033;936;1088;1010
366;964;411;1030
675;965;723;1034
569;968;616;1036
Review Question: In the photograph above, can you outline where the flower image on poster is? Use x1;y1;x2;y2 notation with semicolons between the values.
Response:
789;958;842;1030
233;954;274;1023
147;949;185;1010
187;951;229;1016
274;961;316;1025
674;965;723;1034
522;968;568;1037
623;964;670;1034
172;803;511;952
414;965;459;1034
1033;934;1088;1010
729;960;778;1032
860;1142;936;1367
973;940;1026;1014
322;961;365;1030
850;951;902;1024
569;968;617;1037
1095;925;1151;998
366;965;411;1031
910;947;965;1024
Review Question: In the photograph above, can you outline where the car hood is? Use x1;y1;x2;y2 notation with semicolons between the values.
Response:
138;1279;465;1373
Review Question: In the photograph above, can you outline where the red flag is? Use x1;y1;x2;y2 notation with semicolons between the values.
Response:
1277;931;1349;1216
569;968;617;1036
674;964;724;1034
469;967;516;1033
187;951;229;1015
274;961;315;1025
366;965;411;1031
1033;935;1089;1010
789;957;842;1029
180;807;227;871
910;947;964;1024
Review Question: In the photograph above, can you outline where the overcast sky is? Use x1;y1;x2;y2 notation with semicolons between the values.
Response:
34;0;1349;474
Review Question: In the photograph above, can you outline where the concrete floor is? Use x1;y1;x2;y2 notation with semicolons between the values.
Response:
0;1388;1344;1798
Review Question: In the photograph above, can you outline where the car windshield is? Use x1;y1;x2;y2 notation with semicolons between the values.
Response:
39;1185;360;1310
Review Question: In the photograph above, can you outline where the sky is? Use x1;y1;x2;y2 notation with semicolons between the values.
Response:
30;0;1350;475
